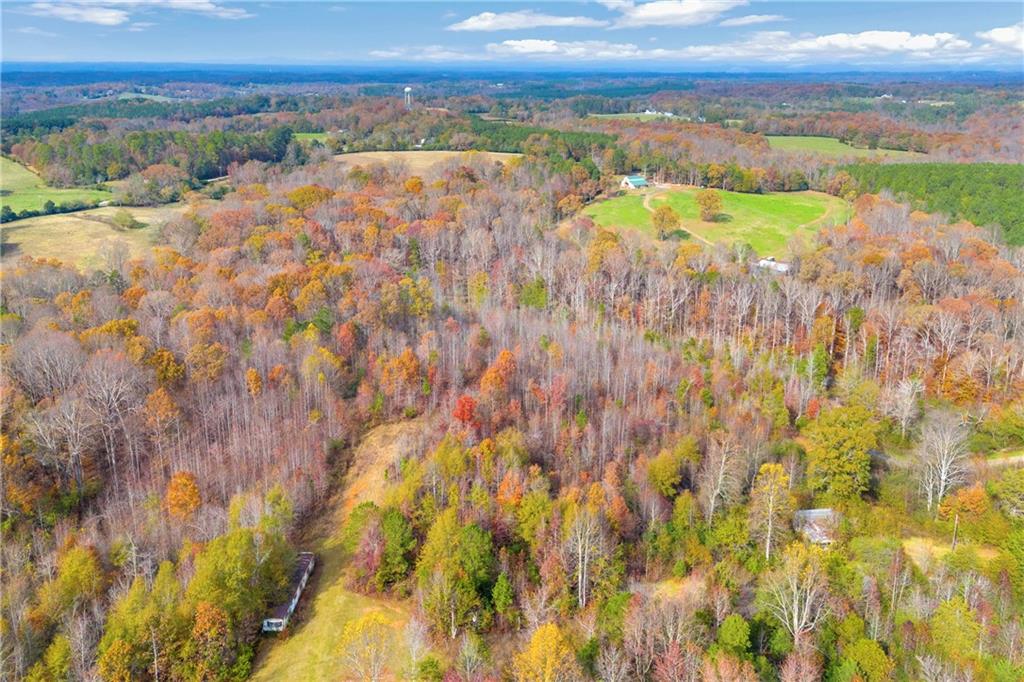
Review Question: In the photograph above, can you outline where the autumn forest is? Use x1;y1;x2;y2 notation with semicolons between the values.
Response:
2;64;1024;682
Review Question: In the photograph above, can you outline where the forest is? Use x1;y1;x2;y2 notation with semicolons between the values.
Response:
2;69;1024;682
840;163;1024;245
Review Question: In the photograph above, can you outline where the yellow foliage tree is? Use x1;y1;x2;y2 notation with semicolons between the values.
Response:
512;622;580;682
338;612;391;682
165;471;201;521
245;368;263;398
652;204;681;239
696;189;723;222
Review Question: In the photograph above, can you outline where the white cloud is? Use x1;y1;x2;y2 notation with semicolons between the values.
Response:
607;0;748;29
149;0;251;20
368;45;476;62
28;3;130;25
26;1;251;26
719;14;786;27
447;10;608;32
128;20;155;31
489;39;642;59
977;22;1024;51
785;30;971;55
17;25;60;37
486;29;983;64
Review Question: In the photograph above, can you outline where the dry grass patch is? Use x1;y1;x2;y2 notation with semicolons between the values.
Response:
1;204;188;269
902;536;999;573
335;150;522;175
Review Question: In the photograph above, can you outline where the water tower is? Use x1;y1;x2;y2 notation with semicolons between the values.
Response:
404;86;412;109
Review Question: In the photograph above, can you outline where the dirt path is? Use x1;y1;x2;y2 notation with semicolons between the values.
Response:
642;189;713;246
796;195;848;231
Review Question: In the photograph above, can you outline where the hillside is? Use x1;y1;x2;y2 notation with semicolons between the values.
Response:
252;420;434;681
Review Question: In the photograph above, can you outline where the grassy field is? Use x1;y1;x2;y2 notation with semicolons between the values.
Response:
589;112;678;121
766;135;925;159
116;92;177;102
252;420;435;681
582;193;650;232
0;205;186;269
1;157;112;214
584;187;849;257
294;132;330;143
336;150;522;175
902;536;998;572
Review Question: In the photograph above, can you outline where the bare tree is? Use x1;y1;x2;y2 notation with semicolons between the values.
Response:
338;613;392;682
9;326;85;401
915;410;970;514
404;617;429;679
697;435;741;522
563;507;606;610
883;377;923;439
137;290;178;347
24;392;96;493
748;463;794;562
763;544;831;648
596;646;631;682
80;350;147;490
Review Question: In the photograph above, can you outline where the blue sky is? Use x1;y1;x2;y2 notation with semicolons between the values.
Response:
2;1;1022;69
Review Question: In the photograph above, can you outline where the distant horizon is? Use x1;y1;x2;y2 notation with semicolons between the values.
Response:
3;61;1022;77
3;1;1021;70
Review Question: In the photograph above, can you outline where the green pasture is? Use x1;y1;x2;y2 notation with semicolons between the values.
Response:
766;135;924;159
1;157;111;214
584;187;849;257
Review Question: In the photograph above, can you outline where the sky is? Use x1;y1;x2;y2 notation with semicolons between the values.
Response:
2;1;1023;70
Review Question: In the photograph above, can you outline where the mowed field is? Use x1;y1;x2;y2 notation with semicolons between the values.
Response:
766;135;925;159
588;112;678;121
294;132;330;143
252;420;435;681
584;187;849;257
0;204;186;269
335;150;522;175
1;157;112;213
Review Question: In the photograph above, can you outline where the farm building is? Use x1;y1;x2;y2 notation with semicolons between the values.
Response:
262;552;316;633
757;257;792;274
793;509;839;545
620;175;649;190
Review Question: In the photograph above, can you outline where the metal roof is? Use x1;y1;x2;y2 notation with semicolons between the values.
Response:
268;552;315;620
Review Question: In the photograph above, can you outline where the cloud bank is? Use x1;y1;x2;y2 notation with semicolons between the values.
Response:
447;10;608;32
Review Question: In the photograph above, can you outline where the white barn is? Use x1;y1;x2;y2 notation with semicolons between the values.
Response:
620;175;649;190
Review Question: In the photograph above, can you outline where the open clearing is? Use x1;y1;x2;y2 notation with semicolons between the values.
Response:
1;204;186;268
335;150;522;175
902;536;998;573
589;112;679;121
294;132;330;143
1;157;112;214
766;135;925;159
252;419;434;682
584;186;849;257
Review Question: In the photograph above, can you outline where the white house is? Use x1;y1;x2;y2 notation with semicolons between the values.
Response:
620;175;649;190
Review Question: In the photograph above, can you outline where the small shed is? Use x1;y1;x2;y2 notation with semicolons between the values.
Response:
793;509;839;545
757;257;792;274
620;175;649;190
262;552;316;633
